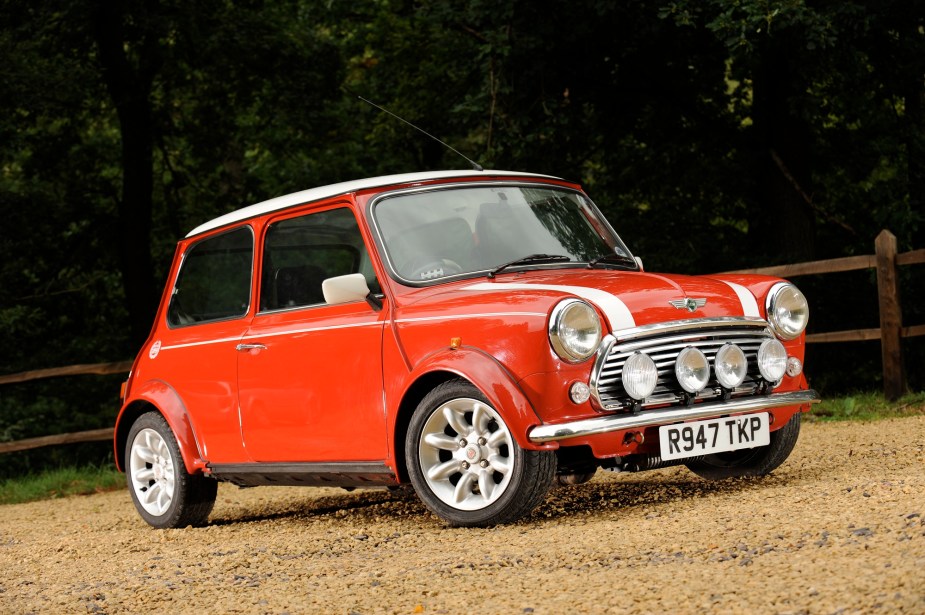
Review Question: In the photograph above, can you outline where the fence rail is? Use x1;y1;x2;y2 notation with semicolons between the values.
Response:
0;428;113;454
0;360;133;386
726;230;923;400
726;247;925;277
0;361;130;454
1;230;921;454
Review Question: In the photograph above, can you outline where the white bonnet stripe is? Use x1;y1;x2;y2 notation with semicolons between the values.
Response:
462;282;636;330
720;281;760;317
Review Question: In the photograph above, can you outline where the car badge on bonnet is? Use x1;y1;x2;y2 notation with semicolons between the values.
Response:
669;297;707;312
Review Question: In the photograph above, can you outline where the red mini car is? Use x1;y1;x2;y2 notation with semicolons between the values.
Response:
115;170;819;528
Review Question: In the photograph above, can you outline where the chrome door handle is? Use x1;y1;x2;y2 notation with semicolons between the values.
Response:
235;343;267;351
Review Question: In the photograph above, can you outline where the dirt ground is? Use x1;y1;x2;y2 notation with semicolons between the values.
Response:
1;415;923;614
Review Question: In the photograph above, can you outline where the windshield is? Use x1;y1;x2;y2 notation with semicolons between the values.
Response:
373;184;635;283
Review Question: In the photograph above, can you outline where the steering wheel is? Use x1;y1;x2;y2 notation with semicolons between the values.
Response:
406;258;464;281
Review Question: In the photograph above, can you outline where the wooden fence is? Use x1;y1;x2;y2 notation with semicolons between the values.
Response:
0;360;131;455
726;230;925;400
0;229;922;454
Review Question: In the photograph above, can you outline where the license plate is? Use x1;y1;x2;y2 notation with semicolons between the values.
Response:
659;413;770;461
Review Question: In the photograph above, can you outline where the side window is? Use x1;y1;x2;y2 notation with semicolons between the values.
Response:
167;227;253;326
260;207;380;312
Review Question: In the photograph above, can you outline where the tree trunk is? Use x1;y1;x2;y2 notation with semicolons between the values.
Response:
905;13;925;220
749;41;816;264
92;1;161;348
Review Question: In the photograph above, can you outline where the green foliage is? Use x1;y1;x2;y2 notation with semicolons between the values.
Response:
0;462;123;506
0;1;348;475
810;391;925;422
0;0;923;475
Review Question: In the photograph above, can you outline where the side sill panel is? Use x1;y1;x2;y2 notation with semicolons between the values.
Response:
207;461;398;488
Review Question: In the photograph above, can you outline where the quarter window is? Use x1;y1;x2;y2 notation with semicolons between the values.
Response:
167;227;253;326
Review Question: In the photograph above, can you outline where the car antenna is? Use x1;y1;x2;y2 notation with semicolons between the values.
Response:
357;95;484;172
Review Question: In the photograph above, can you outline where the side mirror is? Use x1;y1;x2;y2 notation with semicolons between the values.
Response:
322;273;371;305
634;256;644;272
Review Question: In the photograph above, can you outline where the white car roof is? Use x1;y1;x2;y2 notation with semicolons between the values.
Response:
186;169;561;237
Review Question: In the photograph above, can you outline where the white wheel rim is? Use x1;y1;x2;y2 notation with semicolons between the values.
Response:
418;397;515;511
129;427;176;517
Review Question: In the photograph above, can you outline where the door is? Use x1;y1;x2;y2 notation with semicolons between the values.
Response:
237;205;388;462
154;225;254;463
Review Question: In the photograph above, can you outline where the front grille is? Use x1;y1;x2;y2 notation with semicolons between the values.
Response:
591;318;774;411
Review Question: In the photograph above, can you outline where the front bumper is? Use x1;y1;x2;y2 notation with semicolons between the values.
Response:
528;389;820;444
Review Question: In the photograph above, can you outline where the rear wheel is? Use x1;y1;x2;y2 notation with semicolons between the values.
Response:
685;412;802;480
405;379;555;526
126;412;217;528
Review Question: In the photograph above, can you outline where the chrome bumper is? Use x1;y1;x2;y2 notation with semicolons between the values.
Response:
528;389;820;444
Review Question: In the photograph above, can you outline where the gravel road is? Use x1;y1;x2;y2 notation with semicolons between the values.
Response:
1;415;923;614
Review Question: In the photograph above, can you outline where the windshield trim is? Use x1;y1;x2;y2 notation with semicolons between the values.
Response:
366;181;637;288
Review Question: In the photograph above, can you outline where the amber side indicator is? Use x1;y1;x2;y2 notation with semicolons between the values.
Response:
119;381;127;402
449;337;462;349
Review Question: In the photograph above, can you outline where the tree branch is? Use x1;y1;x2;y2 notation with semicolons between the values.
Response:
770;148;857;235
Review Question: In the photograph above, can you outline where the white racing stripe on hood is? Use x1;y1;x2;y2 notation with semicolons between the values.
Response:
720;281;760;317
462;282;636;330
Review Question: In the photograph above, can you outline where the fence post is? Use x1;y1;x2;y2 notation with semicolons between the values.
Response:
875;230;906;400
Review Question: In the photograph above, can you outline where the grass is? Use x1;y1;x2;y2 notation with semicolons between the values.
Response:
0;464;124;506
807;391;925;422
1;392;923;506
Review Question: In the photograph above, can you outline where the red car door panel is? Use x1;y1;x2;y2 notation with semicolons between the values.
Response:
237;303;387;461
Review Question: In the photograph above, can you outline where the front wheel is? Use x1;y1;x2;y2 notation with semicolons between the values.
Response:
685;412;802;480
405;379;555;527
126;412;217;528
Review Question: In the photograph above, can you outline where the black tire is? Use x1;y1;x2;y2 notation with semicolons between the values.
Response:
685;412;802;480
125;412;217;528
405;379;555;527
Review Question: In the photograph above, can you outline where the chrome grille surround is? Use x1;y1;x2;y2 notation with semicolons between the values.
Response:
590;317;775;412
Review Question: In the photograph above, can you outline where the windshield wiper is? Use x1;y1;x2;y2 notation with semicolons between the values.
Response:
587;252;638;270
488;254;572;279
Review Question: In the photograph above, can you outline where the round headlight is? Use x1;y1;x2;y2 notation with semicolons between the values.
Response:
675;346;710;393
715;343;748;389
622;352;658;400
766;283;809;340
549;299;602;363
757;339;788;382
